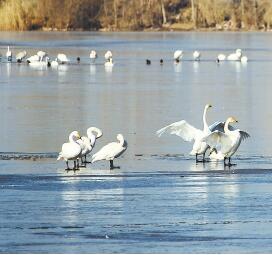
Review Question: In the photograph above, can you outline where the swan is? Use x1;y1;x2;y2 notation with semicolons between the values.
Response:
90;50;97;60
193;51;201;61
241;56;248;63
16;50;27;63
57;53;70;64
156;104;226;162
203;117;250;166
104;50;113;60
51;58;59;67
227;49;242;61
174;50;183;62
81;127;103;164
92;134;127;169
6;46;12;61
26;54;40;63
217;54;226;62
57;131;82;170
105;57;114;67
29;56;50;67
37;51;47;61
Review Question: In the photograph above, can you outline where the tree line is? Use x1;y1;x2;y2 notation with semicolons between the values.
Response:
0;0;271;31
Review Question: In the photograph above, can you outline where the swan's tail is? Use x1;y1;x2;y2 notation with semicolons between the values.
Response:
57;153;63;161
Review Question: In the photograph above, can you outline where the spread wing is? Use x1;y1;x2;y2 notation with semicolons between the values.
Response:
209;121;235;132
239;130;250;141
203;130;232;153
156;120;202;142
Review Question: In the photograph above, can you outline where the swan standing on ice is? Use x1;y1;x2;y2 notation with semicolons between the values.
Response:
217;54;226;62
203;117;250;166
92;134;127;169
156;104;225;162
16;51;27;63
37;51;47;61
174;50;183;63
6;46;12;62
29;56;50;67
105;57;114;67
90;50;97;62
57;131;82;170
193;51;201;61
81;127;103;164
104;50;113;60
227;49;242;61
51;58;59;67
57;53;70;64
26;55;40;63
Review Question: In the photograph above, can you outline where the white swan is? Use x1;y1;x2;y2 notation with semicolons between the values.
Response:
174;50;183;62
105;57;114;67
26;54;40;63
203;117;250;166
57;53;70;64
227;49;242;61
92;134;127;169
241;56;248;63
104;50;113;60
193;51;201;61
217;54;226;62
37;51;47;61
90;50;97;60
6;46;12;61
57;131;82;170
16;50;27;62
29;56;50;67
51;58;59;67
156;104;226;162
81;127;103;164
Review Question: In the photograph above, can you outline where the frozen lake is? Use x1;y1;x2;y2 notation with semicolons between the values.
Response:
0;31;272;253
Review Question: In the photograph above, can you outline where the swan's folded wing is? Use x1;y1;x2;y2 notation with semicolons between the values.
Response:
156;120;201;142
203;130;232;151
209;121;235;132
240;131;250;141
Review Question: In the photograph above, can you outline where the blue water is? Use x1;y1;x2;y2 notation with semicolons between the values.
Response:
1;32;272;253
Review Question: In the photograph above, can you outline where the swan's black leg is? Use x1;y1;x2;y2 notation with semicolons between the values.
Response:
110;160;120;170
195;154;198;162
65;161;71;171
80;157;86;167
84;155;92;164
76;159;80;169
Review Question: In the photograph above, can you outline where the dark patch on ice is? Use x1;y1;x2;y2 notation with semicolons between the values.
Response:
0;152;58;160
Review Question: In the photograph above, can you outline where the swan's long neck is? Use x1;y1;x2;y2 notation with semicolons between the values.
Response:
224;119;231;134
203;107;209;132
117;135;125;146
88;133;96;146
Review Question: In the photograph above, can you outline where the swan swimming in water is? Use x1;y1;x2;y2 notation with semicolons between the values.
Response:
90;50;97;62
156;104;226;162
26;54;40;63
57;131;82;170
29;56;50;67
217;54;226;62
203;116;250;166
92;134;127;169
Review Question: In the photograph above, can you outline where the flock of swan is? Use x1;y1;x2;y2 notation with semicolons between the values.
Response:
157;104;250;166
57;104;249;171
3;46;114;67
57;127;127;171
3;46;248;68
171;49;248;63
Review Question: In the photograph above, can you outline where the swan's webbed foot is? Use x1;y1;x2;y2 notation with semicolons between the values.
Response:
224;158;236;167
109;160;120;170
